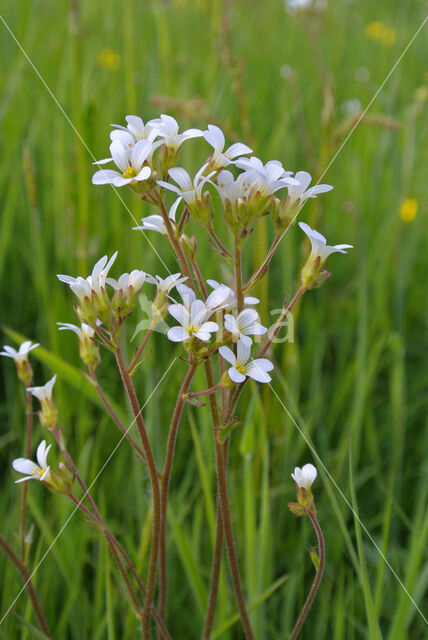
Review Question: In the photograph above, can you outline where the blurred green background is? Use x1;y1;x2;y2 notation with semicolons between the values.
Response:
0;0;427;638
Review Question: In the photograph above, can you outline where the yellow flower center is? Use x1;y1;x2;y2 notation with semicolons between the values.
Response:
122;166;138;179
236;364;246;374
188;326;196;335
31;466;45;477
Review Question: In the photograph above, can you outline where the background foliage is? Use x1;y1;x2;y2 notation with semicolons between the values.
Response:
0;0;427;638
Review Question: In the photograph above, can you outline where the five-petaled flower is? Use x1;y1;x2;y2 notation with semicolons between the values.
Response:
167;300;219;343
92;139;153;187
12;440;52;484
28;375;57;405
203;125;252;171
57;252;118;301
110;115;161;147
292;463;317;489
219;342;273;383
150;114;203;152
224;309;267;346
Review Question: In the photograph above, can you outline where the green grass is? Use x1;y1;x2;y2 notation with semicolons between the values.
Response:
1;0;427;638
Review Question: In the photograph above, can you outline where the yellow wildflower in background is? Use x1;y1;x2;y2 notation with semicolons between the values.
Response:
365;21;397;47
97;47;121;71
399;199;418;223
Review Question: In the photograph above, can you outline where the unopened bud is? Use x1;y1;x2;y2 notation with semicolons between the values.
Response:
180;233;197;259
288;501;305;517
16;358;34;386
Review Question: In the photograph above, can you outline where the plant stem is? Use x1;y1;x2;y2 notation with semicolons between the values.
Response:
207;225;232;259
243;233;282;293
128;326;154;375
187;383;223;398
0;534;52;638
115;346;161;639
158;363;198;625
158;197;195;288
234;239;244;314
20;387;33;561
88;367;146;461
289;510;325;640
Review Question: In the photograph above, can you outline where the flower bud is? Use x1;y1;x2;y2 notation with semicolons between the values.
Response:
288;501;305;517
57;462;74;492
16;358;34;386
41;468;71;494
180;234;197;259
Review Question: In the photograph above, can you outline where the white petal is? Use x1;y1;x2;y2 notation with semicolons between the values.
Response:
168;304;189;326
244;360;272;383
167;326;189;342
36;440;51;469
135;166;152;181
198;321;218;334
92;169;122;185
224;314;239;335
236;340;251;365
131;139;152;171
204;125;225;153
225;142;253;159
12;458;37;475
110;140;130;173
218;346;236;365
168;167;193;191
190;300;207;327
228;367;246;383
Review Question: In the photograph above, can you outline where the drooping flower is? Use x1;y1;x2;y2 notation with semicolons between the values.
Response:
224;309;267;346
132;198;182;235
92;139;153;187
203;125;252;171
291;464;317;489
299;222;353;262
58;321;101;369
167;300;218;343
57;322;96;339
0;341;39;363
207;280;259;308
12;440;52;484
287;171;333;205
219;342;273;383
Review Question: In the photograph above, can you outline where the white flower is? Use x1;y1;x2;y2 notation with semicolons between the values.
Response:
299;222;353;262
224;309;267;346
106;270;146;292
214;170;253;206
167;300;218;342
287;171;333;205
158;165;213;206
147;273;188;295
12;440;51;484
203;125;252;170
291;464;317;489
150;114;203;151
207;279;259;308
219;342;273;383
132;198;181;235
27;375;57;403
92;139;153;187
110;115;161;147
0;341;39;362
57;322;96;339
57;252;118;300
235;157;298;196
176;283;231;317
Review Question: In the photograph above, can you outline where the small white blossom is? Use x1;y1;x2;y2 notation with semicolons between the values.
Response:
235;157;298;196
92;139;153;187
110;115;161;147
57;252;118;300
214;170;253;205
167;300;218;342
291;464;317;489
219;342;273;383
203;125;252;170
27;375;57;404
287;171;333;205
150;114;203;152
57;322;96;339
176;283;231;317
133;198;182;235
0;341;39;362
158;165;213;206
224;309;267;346
12;440;52;484
147;273;188;295
299;222;353;262
106;270;146;293
207;280;259;309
